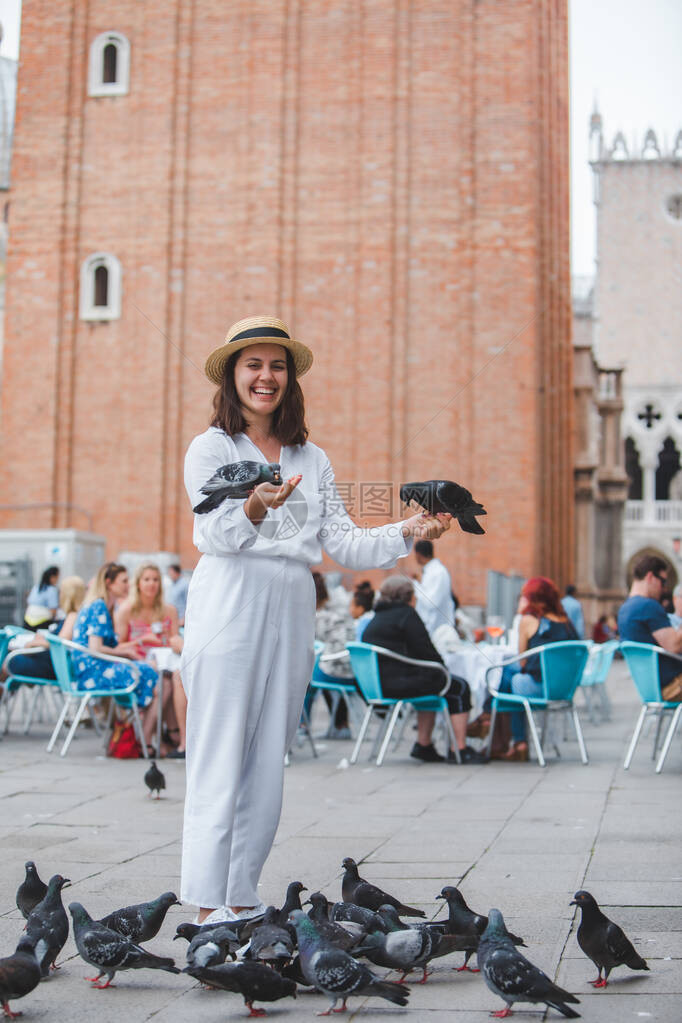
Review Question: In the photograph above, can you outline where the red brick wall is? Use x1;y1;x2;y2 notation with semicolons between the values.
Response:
0;0;573;604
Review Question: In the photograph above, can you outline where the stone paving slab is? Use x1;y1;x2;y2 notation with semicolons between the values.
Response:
0;658;679;1021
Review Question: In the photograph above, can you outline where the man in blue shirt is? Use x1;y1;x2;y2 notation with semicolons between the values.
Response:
561;584;585;639
167;563;190;626
618;555;682;697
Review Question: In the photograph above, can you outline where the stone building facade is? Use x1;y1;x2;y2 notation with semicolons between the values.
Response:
589;112;682;590
0;1;573;605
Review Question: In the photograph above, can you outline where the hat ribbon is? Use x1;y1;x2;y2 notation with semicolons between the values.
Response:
231;326;291;343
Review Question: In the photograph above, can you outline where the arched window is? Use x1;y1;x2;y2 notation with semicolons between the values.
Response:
88;32;130;97
80;253;122;321
655;437;681;500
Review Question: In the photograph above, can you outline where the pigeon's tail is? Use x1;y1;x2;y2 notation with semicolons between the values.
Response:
625;952;649;971
458;515;486;535
366;978;411;1006
139;952;180;974
546;998;580;1019
395;904;426;919
193;492;225;514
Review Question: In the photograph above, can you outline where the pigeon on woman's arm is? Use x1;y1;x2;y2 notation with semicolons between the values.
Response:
478;909;580;1019
288;910;410;1016
341;857;425;917
571;890;649;987
400;479;486;534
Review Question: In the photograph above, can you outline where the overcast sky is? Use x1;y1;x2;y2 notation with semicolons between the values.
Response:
0;0;679;277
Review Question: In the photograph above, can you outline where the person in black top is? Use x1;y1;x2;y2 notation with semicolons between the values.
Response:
362;575;485;764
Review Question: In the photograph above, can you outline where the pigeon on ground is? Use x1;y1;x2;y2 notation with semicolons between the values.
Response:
184;961;296;1017
176;925;240;970
478;909;580;1018
436;886;525;971
354;913;463;984
193;461;283;514
341;856;425;917
175;916;260;945
16;862;48;920
571;890;649;987
377;903;446;936
275;880;307;927
0;936;46;1018
144;760;166;798
400;479;486;534
331;900;390;933
69;902;180;987
99;891;180;944
288;909;410;1016
304;893;367;950
25;874;71;976
244;907;295;969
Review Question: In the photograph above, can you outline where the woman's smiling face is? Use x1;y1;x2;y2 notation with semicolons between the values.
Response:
233;344;288;420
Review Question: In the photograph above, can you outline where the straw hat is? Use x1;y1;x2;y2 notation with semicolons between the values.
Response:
204;316;313;384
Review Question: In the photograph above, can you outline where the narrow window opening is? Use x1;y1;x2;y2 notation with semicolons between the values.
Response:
102;43;118;84
655;437;681;500
94;265;109;308
625;437;642;500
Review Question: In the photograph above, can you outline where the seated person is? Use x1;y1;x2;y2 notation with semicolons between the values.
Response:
349;580;375;639
618;555;682;701
23;566;60;631
72;562;162;755
114;562;184;756
361;575;484;765
313;572;356;738
494;576;577;762
2;576;86;683
669;583;682;629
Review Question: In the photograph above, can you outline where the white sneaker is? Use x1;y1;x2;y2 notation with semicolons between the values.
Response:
197;902;266;926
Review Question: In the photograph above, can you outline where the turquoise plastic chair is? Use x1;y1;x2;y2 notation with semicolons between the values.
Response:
579;639;618;723
0;626;64;735
310;644;364;738
45;635;148;758
484;640;591;767
345;641;458;766
620;640;682;774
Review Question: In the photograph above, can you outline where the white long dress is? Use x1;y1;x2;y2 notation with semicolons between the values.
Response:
180;427;411;908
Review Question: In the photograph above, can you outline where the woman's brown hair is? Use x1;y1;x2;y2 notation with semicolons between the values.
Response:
211;348;308;446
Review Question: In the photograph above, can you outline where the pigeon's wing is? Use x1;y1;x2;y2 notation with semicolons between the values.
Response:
353;881;399;911
384;929;426;966
81;927;129;968
435;480;474;513
399;482;433;514
310;948;364;994
199;461;261;495
605;921;645;967
484;947;539;999
100;907;143;939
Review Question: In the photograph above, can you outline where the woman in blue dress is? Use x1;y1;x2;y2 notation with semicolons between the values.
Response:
72;562;160;750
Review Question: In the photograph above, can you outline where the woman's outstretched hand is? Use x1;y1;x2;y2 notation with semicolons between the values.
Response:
244;475;302;525
401;511;452;540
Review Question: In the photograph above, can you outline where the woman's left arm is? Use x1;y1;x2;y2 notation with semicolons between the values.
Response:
319;458;451;570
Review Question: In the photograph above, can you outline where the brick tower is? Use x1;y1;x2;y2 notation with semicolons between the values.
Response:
0;1;573;604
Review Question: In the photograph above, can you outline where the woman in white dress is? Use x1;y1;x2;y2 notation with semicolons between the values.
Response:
181;315;451;924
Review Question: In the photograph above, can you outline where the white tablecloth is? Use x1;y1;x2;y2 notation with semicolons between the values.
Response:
147;647;182;673
443;643;512;717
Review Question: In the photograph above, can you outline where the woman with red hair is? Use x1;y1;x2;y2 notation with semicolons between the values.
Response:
494;577;577;761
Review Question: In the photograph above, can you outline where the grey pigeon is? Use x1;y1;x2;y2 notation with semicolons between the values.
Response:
436;886;525;971
177;925;240;970
69;902;180;987
193;461;283;514
353;923;462;984
305;893;367;950
144;760;165;798
184;960;296;1016
0;935;46;1018
288;909;410;1015
331;900;390;933
25;874;71;976
341;856;425;917
99;891;180;944
571;890;649;987
400;479;486;534
478;909;580;1019
175;915;261;945
16;861;48;919
275;880;307;927
377;903;446;936
244;906;295;968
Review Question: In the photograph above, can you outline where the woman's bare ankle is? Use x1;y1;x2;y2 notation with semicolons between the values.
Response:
197;907;216;923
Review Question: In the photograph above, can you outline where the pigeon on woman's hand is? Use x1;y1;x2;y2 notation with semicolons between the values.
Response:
25;874;71;976
184;960;296;1017
341;857;425;917
193;461;283;514
436;886;525;971
478;909;580;1019
0;936;45;1019
571;890;649;987
99;892;180;944
144;761;165;798
16;862;48;919
400;479;487;534
288;909;410;1016
69;902;180;987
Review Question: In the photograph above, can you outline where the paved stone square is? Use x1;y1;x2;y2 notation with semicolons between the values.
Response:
0;658;679;1021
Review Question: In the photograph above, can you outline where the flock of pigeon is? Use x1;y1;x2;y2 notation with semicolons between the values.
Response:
1;856;649;1018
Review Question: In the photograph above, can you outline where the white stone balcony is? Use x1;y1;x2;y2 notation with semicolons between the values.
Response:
625;500;682;525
